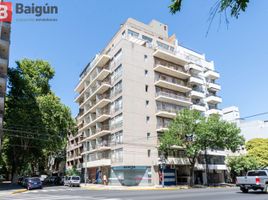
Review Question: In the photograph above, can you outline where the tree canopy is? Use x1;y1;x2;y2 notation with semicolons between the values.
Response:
159;109;244;185
246;138;268;168
169;0;250;18
2;59;75;181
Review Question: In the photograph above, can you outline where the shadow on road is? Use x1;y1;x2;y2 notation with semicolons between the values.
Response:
0;182;23;191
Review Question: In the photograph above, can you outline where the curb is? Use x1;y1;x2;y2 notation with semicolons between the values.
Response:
11;189;27;194
81;186;189;191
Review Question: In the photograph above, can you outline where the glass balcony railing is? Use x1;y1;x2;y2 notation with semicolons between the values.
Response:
156;91;191;102
155;74;187;86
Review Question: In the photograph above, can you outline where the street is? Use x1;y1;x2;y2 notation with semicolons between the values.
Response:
0;186;267;200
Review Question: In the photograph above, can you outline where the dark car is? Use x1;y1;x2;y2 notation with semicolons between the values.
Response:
24;177;42;190
17;177;24;185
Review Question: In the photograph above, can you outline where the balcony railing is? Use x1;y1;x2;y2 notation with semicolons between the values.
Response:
155;60;185;73
155;74;187;86
96;124;110;132
156;91;191;102
97;108;110;117
157;104;183;113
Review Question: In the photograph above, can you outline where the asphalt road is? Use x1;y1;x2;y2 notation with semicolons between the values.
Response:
1;186;267;200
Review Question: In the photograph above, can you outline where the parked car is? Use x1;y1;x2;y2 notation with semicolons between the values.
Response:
64;176;70;186
236;170;268;193
24;177;42;190
0;175;5;182
17;177;24;185
39;175;48;183
66;176;80;187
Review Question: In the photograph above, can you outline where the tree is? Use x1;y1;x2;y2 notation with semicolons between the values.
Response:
226;155;260;182
169;0;250;18
246;138;268;168
2;59;75;182
159;109;244;186
66;166;80;176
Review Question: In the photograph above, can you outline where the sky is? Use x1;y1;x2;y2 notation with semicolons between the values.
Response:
8;0;268;119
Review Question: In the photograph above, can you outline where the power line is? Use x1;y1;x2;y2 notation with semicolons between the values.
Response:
239;111;268;120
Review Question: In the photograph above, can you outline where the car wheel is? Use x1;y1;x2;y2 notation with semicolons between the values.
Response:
27;186;31;190
241;188;248;193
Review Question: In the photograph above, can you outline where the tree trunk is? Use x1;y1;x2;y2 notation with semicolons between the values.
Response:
204;148;209;186
189;163;195;186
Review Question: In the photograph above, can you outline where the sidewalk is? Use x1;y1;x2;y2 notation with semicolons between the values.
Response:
81;183;189;191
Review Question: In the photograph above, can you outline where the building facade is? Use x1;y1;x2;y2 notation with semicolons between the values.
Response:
223;106;268;141
0;21;11;148
71;18;225;186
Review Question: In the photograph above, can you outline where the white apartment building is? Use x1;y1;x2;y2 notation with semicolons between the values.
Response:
0;22;11;148
223;106;268;141
70;18;225;186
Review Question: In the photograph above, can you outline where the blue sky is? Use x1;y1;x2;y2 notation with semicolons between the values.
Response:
9;0;268;119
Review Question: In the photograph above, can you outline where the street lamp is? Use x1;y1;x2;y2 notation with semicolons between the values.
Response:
160;153;166;188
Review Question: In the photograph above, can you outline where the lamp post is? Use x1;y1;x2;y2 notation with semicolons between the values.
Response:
160;153;166;188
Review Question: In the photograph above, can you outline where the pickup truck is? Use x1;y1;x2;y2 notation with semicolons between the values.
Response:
236;170;268;193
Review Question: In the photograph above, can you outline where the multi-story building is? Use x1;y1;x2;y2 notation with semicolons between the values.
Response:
0;21;11;147
66;117;84;174
73;18;224;186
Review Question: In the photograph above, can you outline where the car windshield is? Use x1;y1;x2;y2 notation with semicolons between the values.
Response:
71;177;80;180
247;171;267;176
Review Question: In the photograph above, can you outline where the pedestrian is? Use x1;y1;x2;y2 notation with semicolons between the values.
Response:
103;174;107;185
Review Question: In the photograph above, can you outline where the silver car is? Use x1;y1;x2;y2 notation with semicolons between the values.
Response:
66;176;80;187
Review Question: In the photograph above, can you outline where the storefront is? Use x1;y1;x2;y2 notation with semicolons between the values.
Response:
109;166;152;186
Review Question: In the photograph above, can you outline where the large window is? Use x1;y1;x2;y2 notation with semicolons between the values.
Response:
142;35;152;43
112;80;122;97
112;64;122;82
128;29;139;38
111;114;123;130
111;131;123;145
111;148;123;163
114;49;122;62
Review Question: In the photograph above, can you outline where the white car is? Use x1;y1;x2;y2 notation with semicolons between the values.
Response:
65;176;80;187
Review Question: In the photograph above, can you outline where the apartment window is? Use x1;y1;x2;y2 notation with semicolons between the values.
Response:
111;148;123;163
147;132;151;139
111;131;123;145
147;149;151;157
144;54;148;62
112;97;123;113
112;80;122;97
145;85;148;92
114;49;122;62
145;69;148;76
111;114;123;130
142;35;153;43
145;100;149;107
128;29;139;38
122;30;125;37
112;64;122;82
146;116;150;123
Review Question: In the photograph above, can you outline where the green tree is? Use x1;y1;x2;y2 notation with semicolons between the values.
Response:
2;59;75;182
226;155;260;182
66;166;80;176
246;138;268;168
159;109;244;186
169;0;250;18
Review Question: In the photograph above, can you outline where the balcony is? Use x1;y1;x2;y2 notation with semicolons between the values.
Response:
153;48;188;66
207;82;221;91
156;107;177;119
206;109;223;116
95;108;111;123
80;80;111;108
75;54;111;93
190;90;205;99
156;91;192;107
84;158;111;168
88;125;111;140
188;63;203;72
206;95;222;104
204;70;220;79
191;104;206;112
75;67;111;103
154;61;190;80
189;76;203;85
155;75;191;93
